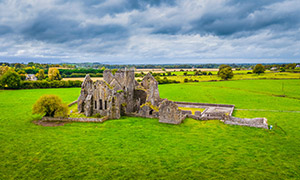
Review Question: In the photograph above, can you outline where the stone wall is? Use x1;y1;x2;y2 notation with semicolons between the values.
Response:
42;116;108;123
224;116;268;129
175;101;235;108
159;100;186;124
68;100;78;107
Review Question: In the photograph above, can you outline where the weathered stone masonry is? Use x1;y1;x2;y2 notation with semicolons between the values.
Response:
76;68;268;129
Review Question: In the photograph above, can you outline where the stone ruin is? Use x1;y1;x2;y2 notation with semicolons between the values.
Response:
77;68;185;124
77;68;268;129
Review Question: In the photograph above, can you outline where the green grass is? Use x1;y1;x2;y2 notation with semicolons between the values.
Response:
166;71;300;82
0;80;300;179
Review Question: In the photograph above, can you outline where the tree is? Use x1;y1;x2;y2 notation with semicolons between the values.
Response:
279;67;285;72
218;65;233;80
253;64;265;74
194;70;201;76
0;66;10;76
17;69;26;80
36;69;45;80
32;95;68;117
48;68;61;81
0;70;21;89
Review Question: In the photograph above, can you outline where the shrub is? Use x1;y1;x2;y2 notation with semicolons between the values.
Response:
0;70;21;89
20;80;82;89
279;67;286;72
32;95;68;117
154;76;179;84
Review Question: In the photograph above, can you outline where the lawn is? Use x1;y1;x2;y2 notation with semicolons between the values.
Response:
0;79;299;179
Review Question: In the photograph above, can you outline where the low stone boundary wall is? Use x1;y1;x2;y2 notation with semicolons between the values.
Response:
42;116;108;123
187;114;200;120
224;116;268;129
181;110;192;115
175;101;235;108
68;100;78;107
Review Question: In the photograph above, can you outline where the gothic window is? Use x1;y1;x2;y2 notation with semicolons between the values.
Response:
105;101;107;109
95;100;97;109
149;109;153;115
100;99;103;110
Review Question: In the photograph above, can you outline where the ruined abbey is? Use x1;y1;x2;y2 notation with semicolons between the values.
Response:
77;68;185;124
77;68;268;128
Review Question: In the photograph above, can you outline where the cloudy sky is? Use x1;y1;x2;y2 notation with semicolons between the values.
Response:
0;0;299;64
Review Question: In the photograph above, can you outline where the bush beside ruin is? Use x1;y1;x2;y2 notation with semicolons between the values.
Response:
32;95;68;118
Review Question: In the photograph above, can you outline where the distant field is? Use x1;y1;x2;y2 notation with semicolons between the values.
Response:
135;68;219;73
62;77;144;81
167;71;300;82
63;70;300;83
0;79;299;179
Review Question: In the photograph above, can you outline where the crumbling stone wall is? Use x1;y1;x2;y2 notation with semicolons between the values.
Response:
77;69;164;120
224;116;268;129
159;100;185;124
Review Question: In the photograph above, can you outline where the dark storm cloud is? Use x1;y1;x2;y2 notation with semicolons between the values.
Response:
70;0;176;16
0;25;13;35
148;0;300;37
21;11;129;44
0;0;299;63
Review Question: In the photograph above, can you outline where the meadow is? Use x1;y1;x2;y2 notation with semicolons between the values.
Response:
63;70;300;83
0;79;299;179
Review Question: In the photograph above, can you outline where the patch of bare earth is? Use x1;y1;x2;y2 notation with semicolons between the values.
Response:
33;120;69;127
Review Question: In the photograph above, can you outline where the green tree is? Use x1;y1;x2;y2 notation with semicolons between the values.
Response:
17;69;26;80
111;69;118;75
0;66;10;76
285;63;296;69
48;68;61;81
36;69;45;80
32;95;68;117
253;64;265;74
218;65;233;80
279;67;286;72
0;70;21;89
194;70;201;76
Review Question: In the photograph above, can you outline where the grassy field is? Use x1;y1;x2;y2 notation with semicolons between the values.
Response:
167;71;300;82
63;71;300;83
0;79;300;179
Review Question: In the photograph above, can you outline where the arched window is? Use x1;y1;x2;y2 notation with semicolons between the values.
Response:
149;109;153;115
100;99;103;110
